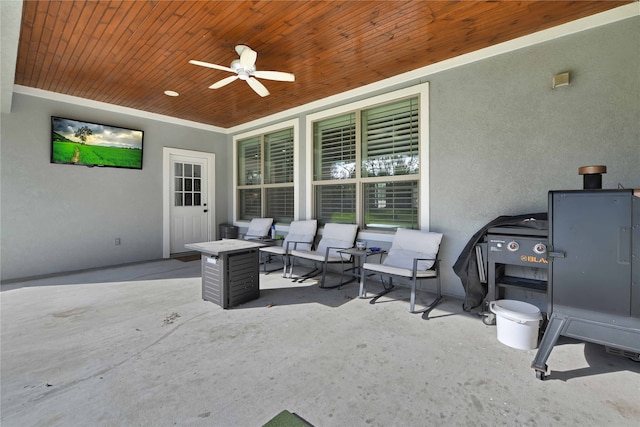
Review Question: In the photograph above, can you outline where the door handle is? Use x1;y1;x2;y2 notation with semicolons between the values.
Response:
548;251;565;258
203;209;208;213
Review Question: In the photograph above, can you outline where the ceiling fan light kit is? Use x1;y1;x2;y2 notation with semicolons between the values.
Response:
189;45;295;97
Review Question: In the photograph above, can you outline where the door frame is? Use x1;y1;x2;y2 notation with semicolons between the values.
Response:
163;147;216;258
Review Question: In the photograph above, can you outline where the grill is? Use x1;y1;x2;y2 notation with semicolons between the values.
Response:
531;188;640;380
486;226;548;311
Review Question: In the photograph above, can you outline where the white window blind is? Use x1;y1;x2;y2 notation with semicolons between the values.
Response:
312;96;420;229
313;113;356;181
266;187;294;222
361;98;419;177
363;181;418;230
315;184;356;225
236;127;294;222
238;188;261;220
265;128;293;184
238;137;261;186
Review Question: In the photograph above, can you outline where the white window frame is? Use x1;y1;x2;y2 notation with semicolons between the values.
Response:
233;118;300;227
305;83;430;237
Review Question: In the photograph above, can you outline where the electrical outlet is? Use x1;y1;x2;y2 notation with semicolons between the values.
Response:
115;238;121;246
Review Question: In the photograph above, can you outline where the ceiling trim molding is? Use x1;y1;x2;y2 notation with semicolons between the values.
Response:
9;2;638;135
12;84;227;134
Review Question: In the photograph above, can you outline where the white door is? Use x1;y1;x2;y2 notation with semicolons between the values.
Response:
170;155;210;254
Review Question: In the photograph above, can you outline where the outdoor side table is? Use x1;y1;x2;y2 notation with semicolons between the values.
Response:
185;239;267;308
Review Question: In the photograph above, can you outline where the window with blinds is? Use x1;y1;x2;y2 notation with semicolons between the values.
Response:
315;184;356;225
312;96;420;230
237;127;294;222
363;181;418;230
361;98;419;177
313;113;356;181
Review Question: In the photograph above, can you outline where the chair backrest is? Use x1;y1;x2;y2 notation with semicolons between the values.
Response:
243;217;273;240
283;219;317;251
316;223;358;258
383;228;443;270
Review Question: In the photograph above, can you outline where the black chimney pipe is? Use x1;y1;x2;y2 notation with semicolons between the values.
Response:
578;165;607;189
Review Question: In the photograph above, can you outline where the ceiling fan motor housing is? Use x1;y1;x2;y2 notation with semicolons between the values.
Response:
230;59;255;80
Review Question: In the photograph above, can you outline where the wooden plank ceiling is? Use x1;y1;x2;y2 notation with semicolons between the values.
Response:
15;1;632;129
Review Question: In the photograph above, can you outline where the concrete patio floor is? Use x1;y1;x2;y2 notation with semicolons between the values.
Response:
1;258;639;426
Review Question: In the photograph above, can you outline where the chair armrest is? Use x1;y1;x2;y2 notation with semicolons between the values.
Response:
242;233;269;240
412;257;440;272
284;240;314;252
325;246;353;261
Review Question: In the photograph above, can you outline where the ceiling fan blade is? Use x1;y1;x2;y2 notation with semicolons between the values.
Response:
209;75;238;89
253;70;295;82
246;77;270;97
239;46;257;69
189;59;234;73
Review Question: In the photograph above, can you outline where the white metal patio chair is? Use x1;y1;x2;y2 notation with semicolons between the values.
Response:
361;228;444;316
259;219;318;276
288;223;358;288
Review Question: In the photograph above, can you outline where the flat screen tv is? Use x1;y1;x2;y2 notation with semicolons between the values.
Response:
51;116;144;169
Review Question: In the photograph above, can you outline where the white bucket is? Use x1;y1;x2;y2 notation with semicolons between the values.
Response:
489;300;542;350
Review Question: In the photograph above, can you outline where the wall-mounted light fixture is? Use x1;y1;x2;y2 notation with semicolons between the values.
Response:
552;72;570;89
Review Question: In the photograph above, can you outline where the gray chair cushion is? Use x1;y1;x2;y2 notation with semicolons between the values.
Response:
290;223;358;261
383;229;443;271
243;218;273;240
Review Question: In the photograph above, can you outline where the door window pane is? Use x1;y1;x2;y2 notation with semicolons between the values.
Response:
174;162;202;207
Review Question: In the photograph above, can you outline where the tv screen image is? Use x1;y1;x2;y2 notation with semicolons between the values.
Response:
51;116;144;169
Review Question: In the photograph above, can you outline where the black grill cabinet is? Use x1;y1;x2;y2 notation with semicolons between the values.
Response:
531;189;640;379
186;239;266;308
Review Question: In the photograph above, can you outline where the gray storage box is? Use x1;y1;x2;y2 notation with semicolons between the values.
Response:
219;224;238;240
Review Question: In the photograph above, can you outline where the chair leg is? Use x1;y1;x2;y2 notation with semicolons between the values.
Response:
410;277;417;313
418;275;444;318
319;261;328;288
282;255;288;278
370;277;394;304
359;271;366;298
318;260;347;289
288;256;295;279
292;261;321;283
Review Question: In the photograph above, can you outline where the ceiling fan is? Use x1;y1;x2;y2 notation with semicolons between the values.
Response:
189;45;295;97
